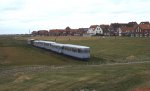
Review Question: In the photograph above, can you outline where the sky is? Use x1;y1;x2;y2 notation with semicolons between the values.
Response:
0;0;150;34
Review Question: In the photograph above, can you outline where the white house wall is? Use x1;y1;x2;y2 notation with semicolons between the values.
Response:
118;28;122;36
94;26;103;34
87;28;94;34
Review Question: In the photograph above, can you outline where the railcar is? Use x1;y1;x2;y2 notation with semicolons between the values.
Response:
33;40;38;46
28;39;90;59
43;41;55;50
62;44;90;59
33;40;42;47
36;40;47;48
50;43;64;53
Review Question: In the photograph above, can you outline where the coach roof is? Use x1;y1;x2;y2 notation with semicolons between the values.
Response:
64;44;90;49
44;41;55;43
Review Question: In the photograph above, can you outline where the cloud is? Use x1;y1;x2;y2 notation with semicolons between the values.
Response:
0;0;24;12
0;0;150;34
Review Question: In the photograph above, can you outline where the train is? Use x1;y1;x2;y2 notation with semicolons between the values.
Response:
27;39;90;60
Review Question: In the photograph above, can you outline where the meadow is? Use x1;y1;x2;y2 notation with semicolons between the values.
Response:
30;36;150;64
0;35;150;91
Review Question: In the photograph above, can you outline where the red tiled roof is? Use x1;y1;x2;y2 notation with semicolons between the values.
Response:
139;24;150;30
121;24;138;32
49;29;65;33
121;27;134;32
70;29;79;32
89;25;98;29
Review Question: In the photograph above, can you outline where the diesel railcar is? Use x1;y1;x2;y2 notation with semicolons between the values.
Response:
62;44;90;59
27;39;90;59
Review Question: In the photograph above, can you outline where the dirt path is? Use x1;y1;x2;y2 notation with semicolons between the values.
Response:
0;61;150;78
90;61;150;66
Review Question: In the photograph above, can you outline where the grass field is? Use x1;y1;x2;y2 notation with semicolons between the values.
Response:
0;63;150;91
1;36;150;65
0;35;150;91
30;36;150;64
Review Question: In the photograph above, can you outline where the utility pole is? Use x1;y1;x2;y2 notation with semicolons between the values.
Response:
29;29;31;37
29;29;30;34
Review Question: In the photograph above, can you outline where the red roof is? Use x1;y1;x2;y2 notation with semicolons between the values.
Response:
121;27;134;32
139;24;150;30
89;25;99;31
121;24;138;32
49;29;65;33
89;25;98;29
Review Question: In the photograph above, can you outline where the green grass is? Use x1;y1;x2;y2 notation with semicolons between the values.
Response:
0;36;150;65
0;36;84;66
50;36;150;63
0;63;150;91
0;35;150;91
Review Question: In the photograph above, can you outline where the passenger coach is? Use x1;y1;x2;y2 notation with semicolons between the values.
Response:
27;39;90;60
62;44;90;59
44;41;55;50
51;43;64;53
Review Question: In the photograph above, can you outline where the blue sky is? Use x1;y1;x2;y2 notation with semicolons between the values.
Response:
0;0;150;34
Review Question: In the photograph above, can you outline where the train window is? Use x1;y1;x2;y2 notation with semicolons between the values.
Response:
84;49;90;53
78;49;81;53
72;48;76;52
75;48;77;52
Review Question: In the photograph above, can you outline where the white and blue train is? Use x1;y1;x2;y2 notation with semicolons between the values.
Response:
27;39;90;60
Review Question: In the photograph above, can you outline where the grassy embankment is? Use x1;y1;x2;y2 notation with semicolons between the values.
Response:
1;36;150;65
0;63;150;91
30;36;150;64
0;36;150;91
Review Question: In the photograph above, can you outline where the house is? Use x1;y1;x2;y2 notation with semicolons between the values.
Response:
49;27;71;36
37;30;49;36
64;27;88;36
118;27;135;37
31;31;38;36
110;23;128;36
65;27;71;36
49;29;64;36
79;28;88;33
100;25;110;36
118;22;138;37
64;27;81;36
49;27;88;36
78;28;89;36
135;22;150;37
69;29;79;36
87;25;103;36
